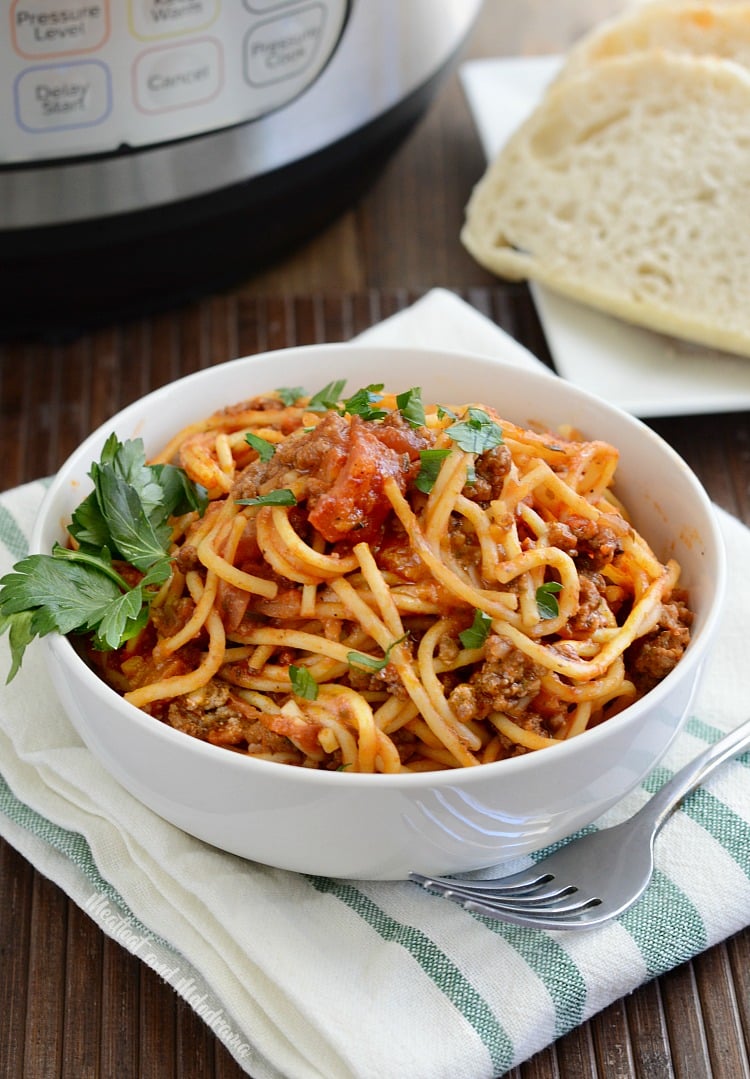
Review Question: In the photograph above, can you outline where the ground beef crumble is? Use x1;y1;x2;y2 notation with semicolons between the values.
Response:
463;444;513;502
560;571;610;638
447;633;545;722
626;591;693;694
164;681;305;761
546;513;625;569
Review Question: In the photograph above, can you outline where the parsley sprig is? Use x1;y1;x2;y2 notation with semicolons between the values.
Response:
0;435;207;681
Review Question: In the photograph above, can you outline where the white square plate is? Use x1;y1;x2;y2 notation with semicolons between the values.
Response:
460;55;750;418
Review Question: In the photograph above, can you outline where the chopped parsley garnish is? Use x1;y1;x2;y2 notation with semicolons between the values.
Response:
396;387;426;429
347;634;406;671
307;379;347;412
415;448;452;494
0;435;207;681
289;664;318;699
447;408;503;454
458;609;492;649
342;384;387;421
245;432;276;462
236;489;297;508
275;386;305;407
290;380;428;428
536;581;563;619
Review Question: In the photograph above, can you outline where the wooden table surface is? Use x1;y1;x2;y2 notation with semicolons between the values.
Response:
2;2;749;1076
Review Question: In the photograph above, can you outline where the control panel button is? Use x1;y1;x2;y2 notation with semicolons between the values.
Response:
1;0;349;160
128;0;220;42
11;0;110;59
244;3;326;87
14;59;112;132
133;38;223;113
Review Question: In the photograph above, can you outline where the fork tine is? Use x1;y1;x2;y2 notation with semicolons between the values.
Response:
459;894;604;929
411;875;593;913
476;893;601;916
410;868;552;896
434;882;579;908
414;880;605;929
410;870;571;902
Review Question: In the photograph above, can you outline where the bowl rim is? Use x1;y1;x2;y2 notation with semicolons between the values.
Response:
35;341;728;789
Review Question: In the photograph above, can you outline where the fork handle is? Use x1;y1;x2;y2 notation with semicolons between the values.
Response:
636;716;750;836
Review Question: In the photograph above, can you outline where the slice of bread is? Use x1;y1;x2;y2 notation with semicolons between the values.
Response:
558;3;750;81
461;50;750;357
629;0;748;7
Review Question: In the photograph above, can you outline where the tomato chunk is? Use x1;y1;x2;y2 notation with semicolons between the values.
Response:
308;417;407;543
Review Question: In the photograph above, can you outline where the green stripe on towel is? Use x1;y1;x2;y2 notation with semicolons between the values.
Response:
307;876;515;1074
683;789;750;879
620;869;707;977
0;504;29;561
473;921;587;1038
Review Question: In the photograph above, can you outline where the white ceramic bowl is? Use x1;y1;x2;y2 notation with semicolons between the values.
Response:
33;344;726;880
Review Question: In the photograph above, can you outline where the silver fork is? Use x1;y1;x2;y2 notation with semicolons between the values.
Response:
410;716;750;931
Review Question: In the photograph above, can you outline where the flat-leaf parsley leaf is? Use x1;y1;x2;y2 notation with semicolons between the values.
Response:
347;634;407;671
236;489;297;508
289;664;319;700
536;581;562;619
307;379;347;412
342;384;387;421
459;609;492;649
245;432;276;462
447;408;503;454
275;386;305;406
396;387;426;429
415;448;452;494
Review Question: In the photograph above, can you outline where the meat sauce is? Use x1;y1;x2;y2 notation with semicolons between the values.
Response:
85;400;693;768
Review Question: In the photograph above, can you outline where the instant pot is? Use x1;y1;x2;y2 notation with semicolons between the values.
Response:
0;0;482;336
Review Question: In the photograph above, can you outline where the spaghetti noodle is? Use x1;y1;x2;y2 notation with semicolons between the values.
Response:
87;383;693;773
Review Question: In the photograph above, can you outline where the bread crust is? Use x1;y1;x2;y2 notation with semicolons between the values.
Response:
558;2;750;82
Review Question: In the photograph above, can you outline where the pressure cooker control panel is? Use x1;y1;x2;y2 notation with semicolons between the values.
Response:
2;0;350;164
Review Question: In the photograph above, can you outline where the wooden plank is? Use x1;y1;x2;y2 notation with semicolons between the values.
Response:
661;960;711;1079
625;979;674;1078
0;842;33;1079
139;962;177;1079
553;1022;599;1079
100;936;141;1079
590;998;638;1078
727;929;750;1054
23;872;67;1078
694;944;750;1079
63;899;103;1079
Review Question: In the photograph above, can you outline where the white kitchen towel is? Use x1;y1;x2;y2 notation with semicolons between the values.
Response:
1;288;748;1079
